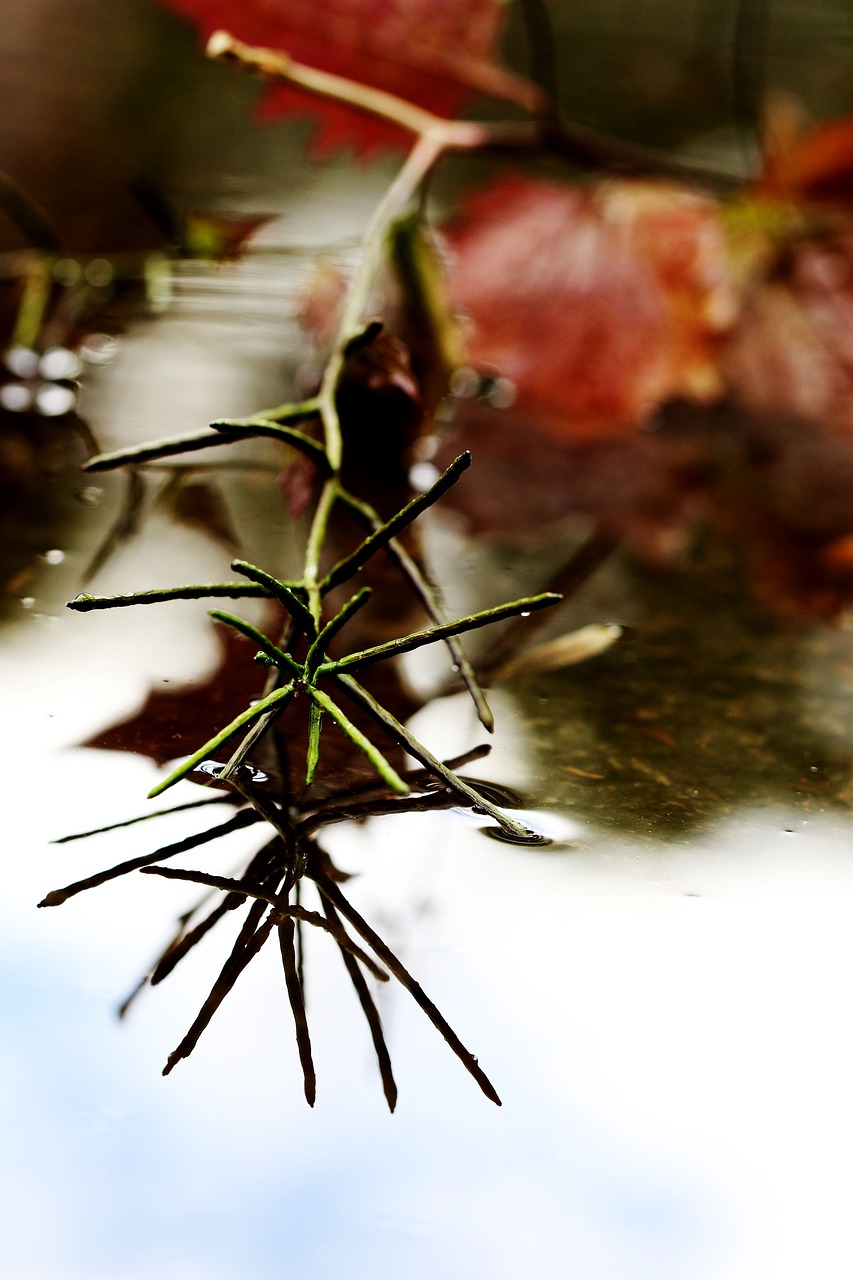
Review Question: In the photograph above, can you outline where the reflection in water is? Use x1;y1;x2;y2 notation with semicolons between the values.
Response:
2;245;853;1274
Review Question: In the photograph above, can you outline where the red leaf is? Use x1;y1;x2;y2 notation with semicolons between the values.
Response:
444;176;736;443
158;0;523;155
722;227;853;436
753;105;853;207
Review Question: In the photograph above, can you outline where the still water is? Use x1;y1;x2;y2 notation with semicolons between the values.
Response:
4;356;853;1279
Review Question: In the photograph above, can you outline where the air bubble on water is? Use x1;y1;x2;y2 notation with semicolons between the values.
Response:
196;761;222;779
41;549;65;566
36;384;76;416
195;760;268;784
0;382;33;412
20;597;35;610
4;346;39;378
520;611;530;618
39;347;81;381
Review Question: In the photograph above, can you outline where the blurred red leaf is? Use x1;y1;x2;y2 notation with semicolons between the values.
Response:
753;103;853;207
722;226;853;437
444;176;736;443
159;0;531;155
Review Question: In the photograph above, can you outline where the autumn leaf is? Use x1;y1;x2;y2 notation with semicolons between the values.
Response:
444;175;737;443
752;99;853;208
158;0;534;155
85;628;269;768
84;614;420;801
722;226;853;437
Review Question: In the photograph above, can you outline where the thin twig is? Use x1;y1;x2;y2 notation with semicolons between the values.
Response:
339;488;493;730
313;867;501;1106
321;895;398;1112
141;866;389;981
322;452;471;591
320;592;560;675
334;674;540;843
68;582;273;612
53;795;232;843
38;809;263;908
279;915;316;1106
162;897;276;1075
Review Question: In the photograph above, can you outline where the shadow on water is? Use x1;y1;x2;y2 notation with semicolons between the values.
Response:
507;549;853;841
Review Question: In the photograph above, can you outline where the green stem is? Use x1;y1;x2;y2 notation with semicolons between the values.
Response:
321;592;561;675
83;429;243;472
304;587;372;676
208;610;302;678
148;682;297;798
322;452;470;592
209;418;330;470
68;583;272;612
306;687;409;796
334;675;540;842
338;488;493;730
231;561;316;637
303;478;339;623
305;701;324;786
11;260;52;350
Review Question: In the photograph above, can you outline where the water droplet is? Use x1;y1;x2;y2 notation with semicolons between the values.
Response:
39;347;80;381
449;366;480;399
75;486;103;507
19;597;35;610
486;376;516;409
4;346;39;378
241;764;269;783
53;257;82;286
408;461;440;492
35;384;76;417
40;549;65;566
0;382;33;412
520;611;531;618
85;258;113;288
80;334;119;365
